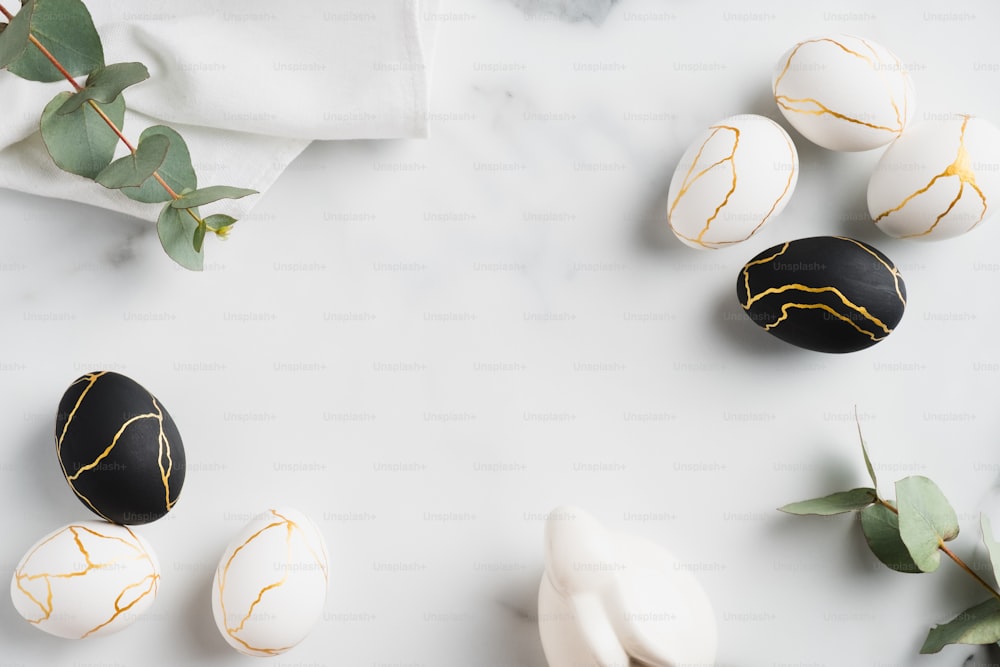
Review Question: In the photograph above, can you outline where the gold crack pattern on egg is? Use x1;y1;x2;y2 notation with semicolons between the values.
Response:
772;34;914;152
212;508;329;656
10;521;160;639
736;236;907;353
55;371;185;525
868;114;1000;240
667;114;798;249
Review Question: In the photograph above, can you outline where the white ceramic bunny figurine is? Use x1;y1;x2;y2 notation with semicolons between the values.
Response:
538;505;717;667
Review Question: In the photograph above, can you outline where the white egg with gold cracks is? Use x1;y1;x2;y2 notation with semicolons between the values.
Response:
667;113;798;249
10;521;160;639
868;114;1000;240
773;35;914;151
212;508;329;656
537;506;717;667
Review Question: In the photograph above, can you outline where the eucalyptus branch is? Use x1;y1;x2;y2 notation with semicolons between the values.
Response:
874;497;1000;603
0;0;256;270
780;417;1000;654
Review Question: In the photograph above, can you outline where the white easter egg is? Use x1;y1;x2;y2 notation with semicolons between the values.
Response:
10;521;160;639
667;114;798;249
212;508;329;656
773;35;914;151
868;115;1000;240
537;506;717;667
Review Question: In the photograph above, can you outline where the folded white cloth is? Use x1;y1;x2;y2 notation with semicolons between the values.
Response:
0;0;440;221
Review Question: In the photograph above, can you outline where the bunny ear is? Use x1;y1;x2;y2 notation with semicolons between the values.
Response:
544;506;615;596
567;592;631;667
606;569;682;667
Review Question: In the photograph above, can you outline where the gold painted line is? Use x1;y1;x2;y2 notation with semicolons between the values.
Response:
286;521;330;583
70;526;96;568
218;519;287;650
66;484;114;522
965;179;989;232
66;412;158;481
56;371;107;451
744;283;891;334
775;96;900;133
742;132;797;241
81;573;159;638
668;126;727;221
232;576;288;634
858;36;904;130
765;302;883;341
875;115;973;224
873;172;948;222
14;572;52;621
78;524;146;553
221;510;300;656
902;183;965;238
740;243;790;308
773;38;905;135
152;398;174;511
832;237;906;307
668;126;741;249
694;126;740;245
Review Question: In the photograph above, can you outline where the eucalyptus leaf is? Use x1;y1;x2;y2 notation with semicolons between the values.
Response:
860;502;921;574
0;0;34;69
779;488;876;516
981;515;1000;587
95;133;169;189
920;598;1000;653
57;62;149;115
170;185;257;209
203;214;236;232
7;0;103;82
120;126;196;203
192;222;206;253
157;203;203;271
40;91;124;179
857;415;878;493
896;476;959;573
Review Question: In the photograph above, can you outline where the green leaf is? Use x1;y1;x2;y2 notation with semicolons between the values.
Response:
0;0;34;69
192;222;206;253
95;133;169;189
40;91;124;179
57;62;149;115
7;0;103;83
120;126;197;203
860;502;921;574
920;598;1000;653
896;476;959;573
779;488;876;516
157;203;203;271
203;214;236;232
982;515;1000;586
170;185;257;209
856;411;878;493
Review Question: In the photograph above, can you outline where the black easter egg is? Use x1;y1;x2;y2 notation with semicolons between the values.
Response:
736;236;907;353
55;371;185;524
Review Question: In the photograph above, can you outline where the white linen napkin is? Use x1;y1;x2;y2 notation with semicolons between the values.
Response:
0;0;441;221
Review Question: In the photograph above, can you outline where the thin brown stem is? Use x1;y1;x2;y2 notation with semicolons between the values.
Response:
85;99;135;151
876;498;1000;602
939;542;1000;603
0;2;205;228
28;34;83;91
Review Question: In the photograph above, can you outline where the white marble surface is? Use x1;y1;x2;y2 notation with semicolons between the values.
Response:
3;0;1000;665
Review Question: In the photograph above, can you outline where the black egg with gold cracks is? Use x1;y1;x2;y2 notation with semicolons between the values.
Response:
55;372;185;524
736;236;907;353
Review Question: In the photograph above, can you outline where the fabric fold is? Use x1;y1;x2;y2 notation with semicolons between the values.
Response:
0;0;439;221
